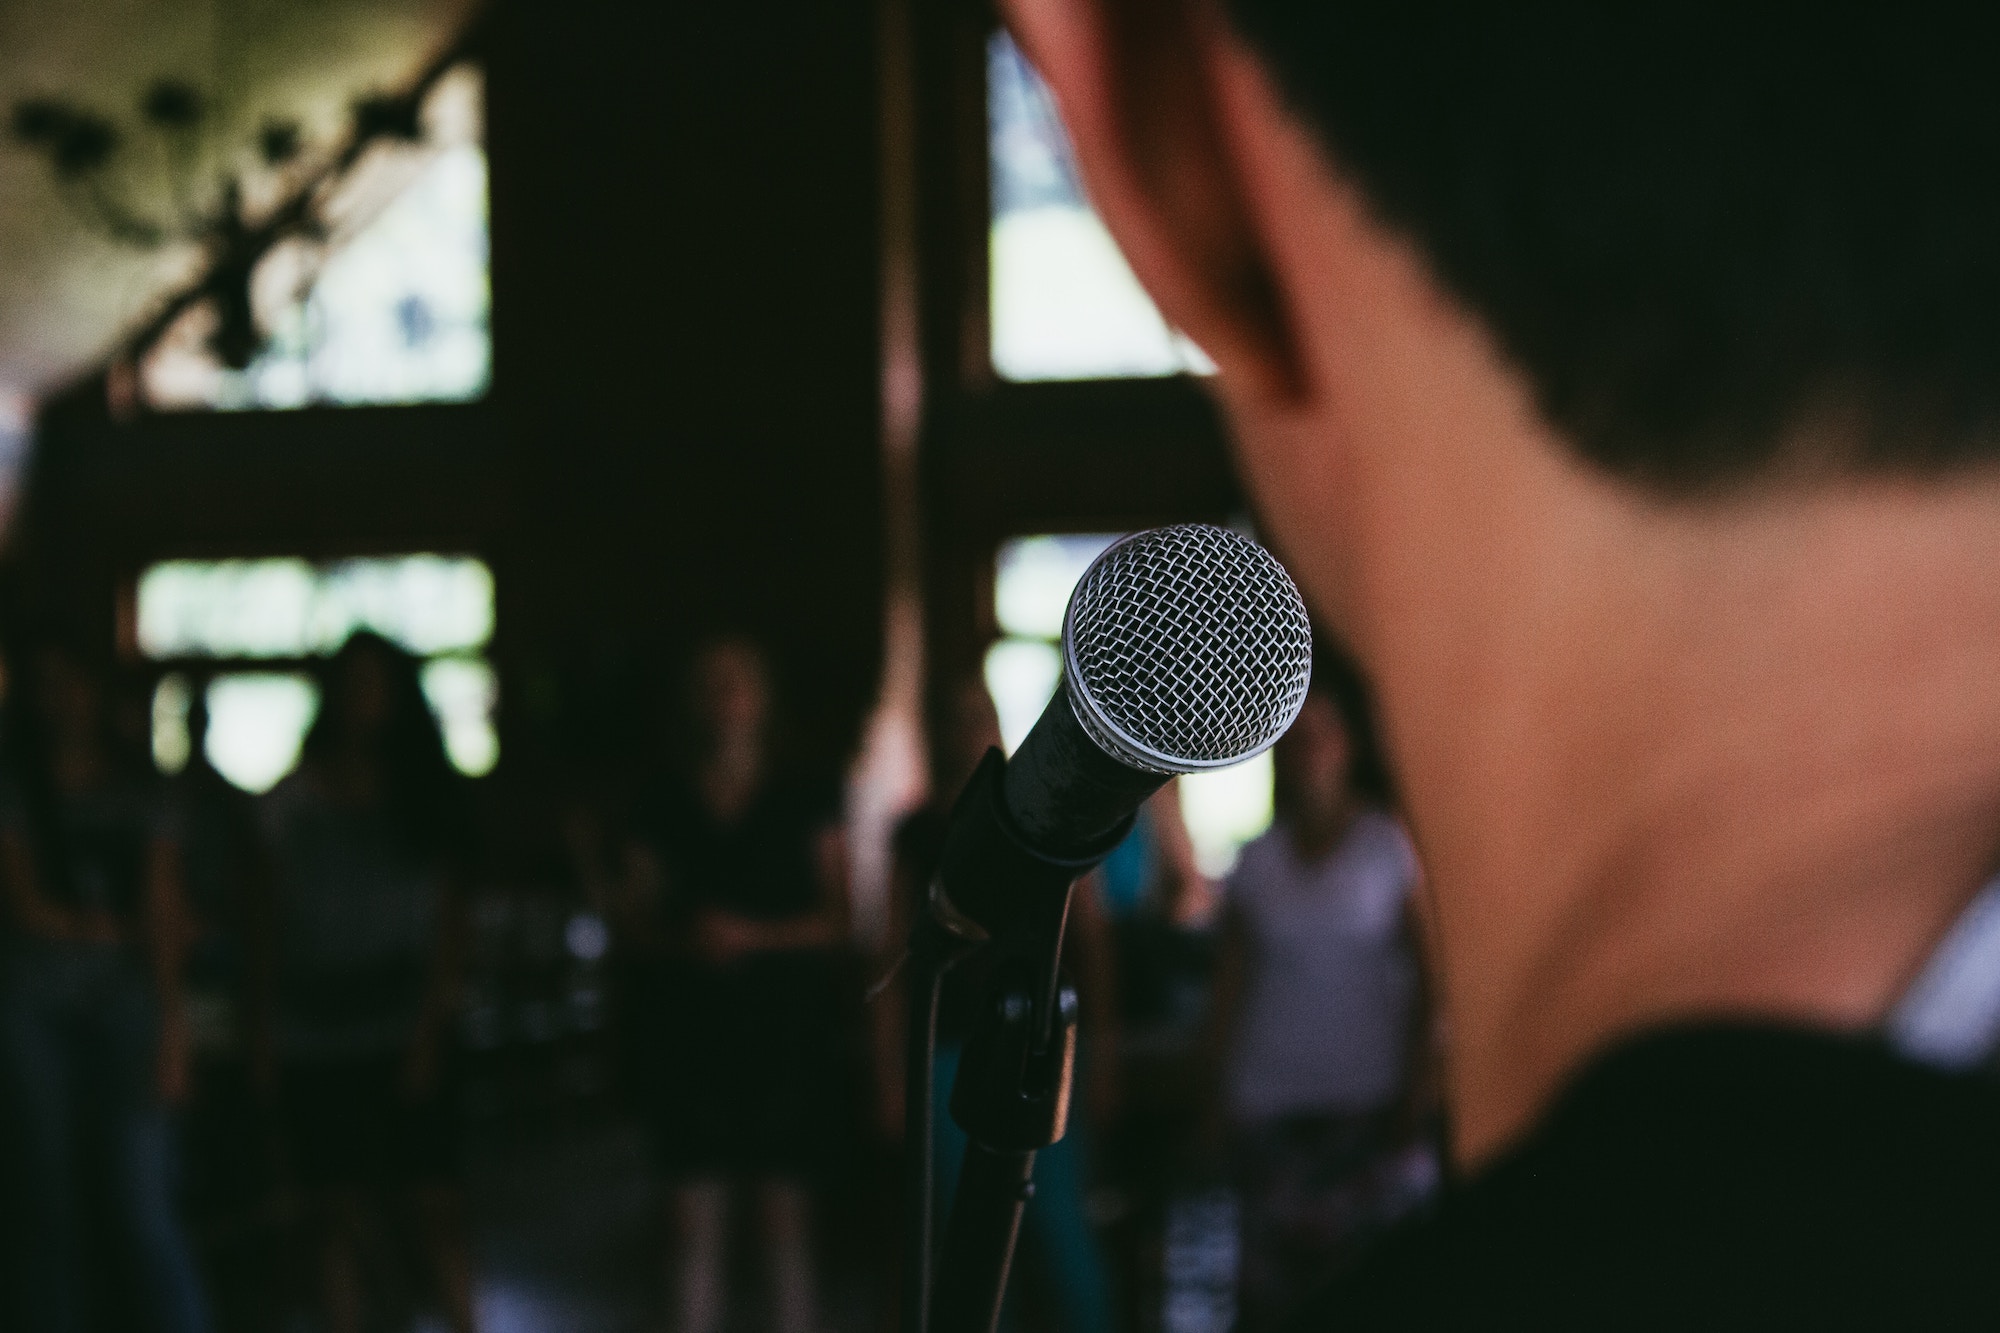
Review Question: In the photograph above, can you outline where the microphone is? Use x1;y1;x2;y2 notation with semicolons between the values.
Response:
909;525;1312;1333
936;523;1315;935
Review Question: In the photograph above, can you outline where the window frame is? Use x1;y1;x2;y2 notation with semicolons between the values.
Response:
910;2;1240;684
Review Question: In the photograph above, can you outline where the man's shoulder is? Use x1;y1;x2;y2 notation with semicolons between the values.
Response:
1291;1024;2000;1329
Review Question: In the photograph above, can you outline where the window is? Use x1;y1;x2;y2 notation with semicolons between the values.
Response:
988;533;1270;876
138;553;497;791
987;33;1213;384
985;533;1109;749
140;64;491;411
154;672;323;794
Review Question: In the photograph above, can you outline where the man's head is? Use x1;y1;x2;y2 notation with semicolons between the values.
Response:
1005;0;2000;1159
1002;2;2000;603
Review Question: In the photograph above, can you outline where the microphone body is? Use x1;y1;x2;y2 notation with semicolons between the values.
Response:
934;523;1316;937
1001;687;1168;860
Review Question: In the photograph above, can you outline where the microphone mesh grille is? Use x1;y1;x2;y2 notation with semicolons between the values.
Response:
1062;524;1314;774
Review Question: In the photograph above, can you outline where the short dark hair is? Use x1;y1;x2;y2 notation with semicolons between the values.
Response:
1223;4;2000;490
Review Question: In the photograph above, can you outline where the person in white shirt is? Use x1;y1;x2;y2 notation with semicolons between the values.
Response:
1206;680;1436;1328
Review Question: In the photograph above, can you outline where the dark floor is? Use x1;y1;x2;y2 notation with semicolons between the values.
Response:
188;1083;1199;1332
465;1124;658;1333
460;1121;884;1333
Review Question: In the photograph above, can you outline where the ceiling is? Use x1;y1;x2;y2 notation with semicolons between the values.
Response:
0;0;478;409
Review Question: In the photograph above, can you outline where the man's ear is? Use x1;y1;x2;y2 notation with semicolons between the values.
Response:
1002;0;1306;403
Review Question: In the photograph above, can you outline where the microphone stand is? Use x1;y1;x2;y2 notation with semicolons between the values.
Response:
902;750;1133;1333
931;884;1077;1333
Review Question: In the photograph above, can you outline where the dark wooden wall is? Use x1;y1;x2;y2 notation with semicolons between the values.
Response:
483;0;884;778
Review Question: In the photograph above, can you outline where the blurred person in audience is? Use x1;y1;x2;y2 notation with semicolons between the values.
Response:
615;635;848;1333
248;631;477;1333
0;643;213;1333
876;674;1122;1332
1205;680;1435;1329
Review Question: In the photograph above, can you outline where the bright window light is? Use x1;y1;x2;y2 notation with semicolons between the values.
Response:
421;656;499;777
983;638;1062;754
152;672;193;775
988;33;1212;383
311;556;495;657
138;553;499;783
138;560;318;659
269;142;491;407
140;64;490;411
1180;751;1275;878
988;533;1118;750
138;554;493;660
205;673;320;794
994;533;1116;639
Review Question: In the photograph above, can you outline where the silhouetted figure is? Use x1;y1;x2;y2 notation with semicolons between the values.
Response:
0;644;212;1333
248;632;477;1333
1206;687;1436;1329
616;637;848;1333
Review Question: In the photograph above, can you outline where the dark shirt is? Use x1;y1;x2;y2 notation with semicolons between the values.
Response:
259;768;443;1060
620;775;844;1172
171;763;258;989
645;776;835;931
0;775;173;923
1289;1024;2000;1329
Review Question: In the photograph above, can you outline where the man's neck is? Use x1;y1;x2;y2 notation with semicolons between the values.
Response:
1374;474;2000;1167
1209;140;2000;1167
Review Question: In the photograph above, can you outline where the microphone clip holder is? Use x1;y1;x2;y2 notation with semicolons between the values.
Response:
931;969;1079;1333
